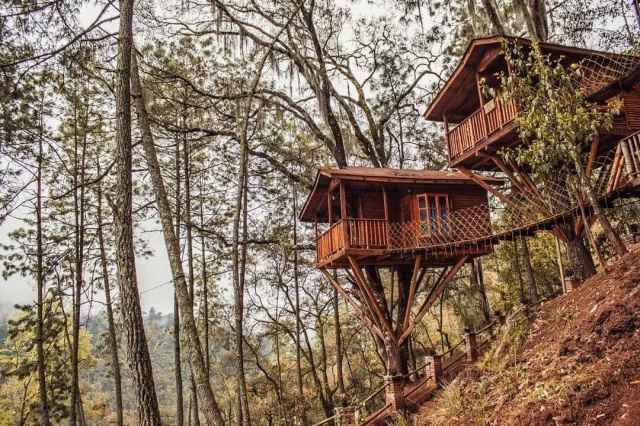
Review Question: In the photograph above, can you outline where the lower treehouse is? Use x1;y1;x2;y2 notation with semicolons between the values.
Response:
300;167;502;269
299;167;503;408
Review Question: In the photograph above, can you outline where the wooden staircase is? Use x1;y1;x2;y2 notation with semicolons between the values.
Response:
360;321;500;425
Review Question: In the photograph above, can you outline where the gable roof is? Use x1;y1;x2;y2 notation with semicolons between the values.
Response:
423;36;640;122
299;167;502;222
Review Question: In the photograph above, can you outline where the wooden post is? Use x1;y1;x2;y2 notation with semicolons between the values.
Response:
554;235;566;293
464;329;478;362
475;72;489;139
424;350;442;386
339;181;347;220
620;138;636;177
335;406;358;426
327;188;333;254
585;135;600;177
383;186;390;248
327;188;332;225
383;375;405;413
443;114;452;162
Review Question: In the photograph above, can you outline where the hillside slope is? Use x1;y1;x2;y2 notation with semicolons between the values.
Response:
419;245;640;425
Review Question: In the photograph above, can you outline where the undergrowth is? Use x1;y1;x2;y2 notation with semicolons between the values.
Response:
424;309;571;425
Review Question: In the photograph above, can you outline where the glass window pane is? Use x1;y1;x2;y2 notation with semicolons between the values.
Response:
438;196;447;213
418;196;426;208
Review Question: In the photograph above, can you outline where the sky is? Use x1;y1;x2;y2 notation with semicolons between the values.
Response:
0;3;178;319
0;0;420;320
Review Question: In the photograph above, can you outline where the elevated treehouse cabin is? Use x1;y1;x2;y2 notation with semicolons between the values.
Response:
300;167;502;409
300;167;501;268
424;36;640;180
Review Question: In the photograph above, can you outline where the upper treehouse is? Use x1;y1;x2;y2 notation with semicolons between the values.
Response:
299;167;502;268
424;36;640;171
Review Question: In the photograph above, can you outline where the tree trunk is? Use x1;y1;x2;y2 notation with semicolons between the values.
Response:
333;286;346;404
200;189;210;376
174;118;185;426
96;159;124;426
182;100;204;426
292;181;306;425
560;222;596;281
71;100;87;426
131;52;225;426
471;259;491;322
513;0;537;40
520;237;538;304
583;180;627;258
529;0;549;41
633;0;640;30
113;3;162;424
393;265;411;376
191;378;201;426
231;112;251;426
481;0;506;35
35;107;50;426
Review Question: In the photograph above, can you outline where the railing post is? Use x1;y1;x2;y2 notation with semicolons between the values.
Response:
343;220;350;250
335;406;358;426
383;375;406;413
464;328;478;362
424;349;442;387
620;139;636;178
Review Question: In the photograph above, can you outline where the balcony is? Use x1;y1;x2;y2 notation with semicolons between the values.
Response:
315;206;493;267
446;98;518;164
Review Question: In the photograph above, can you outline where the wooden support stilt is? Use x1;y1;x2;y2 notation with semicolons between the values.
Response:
399;256;469;343
343;268;384;331
585;136;600;177
320;269;386;340
457;166;523;213
402;255;423;332
347;256;396;341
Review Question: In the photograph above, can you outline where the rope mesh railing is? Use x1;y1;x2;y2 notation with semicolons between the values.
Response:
316;134;640;265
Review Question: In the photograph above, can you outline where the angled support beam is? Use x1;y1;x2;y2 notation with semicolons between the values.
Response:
585;135;600;177
399;256;469;344
344;268;383;330
480;153;549;215
320;268;385;340
456;166;523;213
347;256;396;341
402;255;423;333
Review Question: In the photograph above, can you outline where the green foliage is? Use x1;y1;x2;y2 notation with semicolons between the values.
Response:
498;42;620;181
0;294;86;424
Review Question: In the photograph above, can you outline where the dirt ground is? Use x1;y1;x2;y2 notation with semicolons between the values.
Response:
418;245;640;425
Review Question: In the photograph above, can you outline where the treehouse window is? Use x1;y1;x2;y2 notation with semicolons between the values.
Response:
416;194;450;235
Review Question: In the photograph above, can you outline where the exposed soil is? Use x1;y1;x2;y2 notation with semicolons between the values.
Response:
418;244;640;425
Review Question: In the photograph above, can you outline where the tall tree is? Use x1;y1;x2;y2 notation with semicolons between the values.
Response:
112;1;162;424
96;155;124;426
131;51;225;426
35;89;50;426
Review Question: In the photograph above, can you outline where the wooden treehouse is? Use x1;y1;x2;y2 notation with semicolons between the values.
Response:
300;167;502;268
304;38;640;425
422;36;640;282
299;167;502;415
424;36;640;181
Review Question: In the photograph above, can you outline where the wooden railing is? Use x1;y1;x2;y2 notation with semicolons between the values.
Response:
315;208;492;264
447;98;518;162
316;221;347;262
448;108;485;161
348;219;388;249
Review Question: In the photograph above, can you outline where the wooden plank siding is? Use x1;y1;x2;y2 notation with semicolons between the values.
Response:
314;183;491;266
